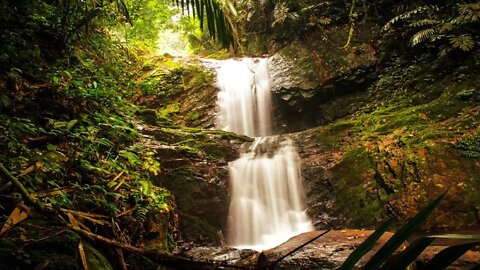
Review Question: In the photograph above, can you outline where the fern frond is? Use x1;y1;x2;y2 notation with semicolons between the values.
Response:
458;3;480;23
410;28;436;46
383;5;438;32
271;2;289;27
449;34;475;51
135;205;149;223
408;18;439;28
439;22;453;33
318;16;332;25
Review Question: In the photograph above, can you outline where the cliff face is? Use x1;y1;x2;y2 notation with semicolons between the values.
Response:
152;2;480;240
225;0;480;231
267;36;480;229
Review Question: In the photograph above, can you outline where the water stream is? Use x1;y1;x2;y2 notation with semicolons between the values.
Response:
216;58;313;251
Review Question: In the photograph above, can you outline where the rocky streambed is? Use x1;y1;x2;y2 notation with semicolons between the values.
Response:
178;230;480;269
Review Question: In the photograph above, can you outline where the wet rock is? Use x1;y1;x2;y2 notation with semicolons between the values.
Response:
264;230;480;269
180;246;258;267
285;131;353;229
418;245;480;269
265;230;401;270
266;24;379;133
289;120;480;231
140;124;250;246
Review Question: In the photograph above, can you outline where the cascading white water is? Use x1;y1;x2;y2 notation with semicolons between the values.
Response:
227;138;313;250
216;58;272;137
216;58;313;251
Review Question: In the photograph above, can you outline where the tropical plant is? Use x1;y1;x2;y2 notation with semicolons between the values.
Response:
383;2;480;55
339;192;480;270
172;0;234;47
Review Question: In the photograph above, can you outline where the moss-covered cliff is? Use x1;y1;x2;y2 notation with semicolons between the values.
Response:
162;0;480;233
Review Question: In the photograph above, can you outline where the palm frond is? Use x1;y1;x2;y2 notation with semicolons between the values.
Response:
360;192;446;270
172;0;233;47
115;0;132;25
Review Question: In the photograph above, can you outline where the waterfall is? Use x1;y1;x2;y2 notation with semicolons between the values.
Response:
216;58;272;137
216;58;313;251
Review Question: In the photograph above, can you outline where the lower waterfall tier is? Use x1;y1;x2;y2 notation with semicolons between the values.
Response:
227;137;313;250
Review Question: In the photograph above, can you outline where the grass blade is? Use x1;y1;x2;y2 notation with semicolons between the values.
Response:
388;233;480;270
387;237;434;270
361;192;446;270
339;221;392;270
425;242;480;270
428;234;480;241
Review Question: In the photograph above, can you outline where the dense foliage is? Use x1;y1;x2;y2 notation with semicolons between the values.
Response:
0;0;194;268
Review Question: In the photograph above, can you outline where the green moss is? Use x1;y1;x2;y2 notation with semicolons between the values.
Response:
197;142;230;160
330;147;385;227
167;168;203;199
333;71;479;149
279;43;320;84
342;184;383;226
205;49;232;60
0;230;82;270
180;214;221;243
84;243;113;270
166;167;228;242
456;134;480;158
316;126;345;149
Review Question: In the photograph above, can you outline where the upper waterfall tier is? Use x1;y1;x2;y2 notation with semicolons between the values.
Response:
216;58;273;137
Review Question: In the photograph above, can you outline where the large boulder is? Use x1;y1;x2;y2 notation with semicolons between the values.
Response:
290;117;480;231
267;24;380;133
265;230;399;269
140;123;251;245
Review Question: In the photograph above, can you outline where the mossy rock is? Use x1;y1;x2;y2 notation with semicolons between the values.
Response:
83;242;113;270
329;147;385;227
0;223;113;270
0;230;79;270
163;167;229;245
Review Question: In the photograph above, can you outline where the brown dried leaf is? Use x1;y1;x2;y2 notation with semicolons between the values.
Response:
67;212;79;229
0;206;29;236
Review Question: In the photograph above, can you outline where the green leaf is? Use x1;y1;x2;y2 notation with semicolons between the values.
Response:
46;144;57;151
44;151;68;163
388;233;480;270
411;28;436;46
339;221;392;270
425;242;480;270
171;0;232;47
119;150;140;166
66;119;78;131
52;76;60;84
361;192;446;270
